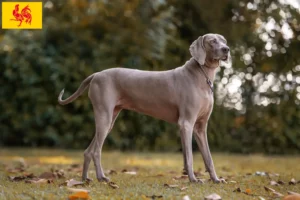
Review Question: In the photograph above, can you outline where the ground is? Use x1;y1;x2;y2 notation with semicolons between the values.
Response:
0;149;299;200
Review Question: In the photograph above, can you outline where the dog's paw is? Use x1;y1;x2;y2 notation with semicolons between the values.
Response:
97;176;110;182
82;177;93;182
212;178;227;184
189;178;204;184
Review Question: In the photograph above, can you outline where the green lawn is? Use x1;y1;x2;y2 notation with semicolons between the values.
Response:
0;149;299;200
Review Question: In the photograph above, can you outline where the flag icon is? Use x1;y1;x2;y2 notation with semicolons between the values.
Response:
2;2;42;29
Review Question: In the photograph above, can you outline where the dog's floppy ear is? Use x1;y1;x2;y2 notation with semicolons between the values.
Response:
189;36;206;65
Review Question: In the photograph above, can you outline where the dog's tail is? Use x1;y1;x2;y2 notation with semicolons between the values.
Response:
58;74;95;105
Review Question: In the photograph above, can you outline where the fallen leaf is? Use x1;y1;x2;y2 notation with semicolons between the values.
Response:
278;180;285;185
245;188;251;195
108;182;119;189
146;195;163;199
124;171;137;175
204;193;222;200
182;195;191;200
233;187;241;192
229;180;237;184
180;186;188;191
255;171;266;176
258;196;266;200
53;169;65;178
246;172;252;176
67;179;85;187
273;191;284;197
266;172;280;177
270;180;279;186
8;173;35;182
173;175;188;180
283;195;300;200
39;172;56;179
107;170;117;175
264;186;275;192
67;188;90;193
68;191;89;200
288;191;300;195
289;178;297;185
25;178;52;184
164;183;179;188
151;174;164;177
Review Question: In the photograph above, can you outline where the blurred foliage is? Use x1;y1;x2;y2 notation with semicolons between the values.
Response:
0;0;299;154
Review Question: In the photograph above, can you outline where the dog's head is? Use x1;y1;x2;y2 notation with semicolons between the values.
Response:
189;33;231;67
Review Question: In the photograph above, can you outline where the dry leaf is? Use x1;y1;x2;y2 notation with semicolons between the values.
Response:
245;188;251;194
68;191;89;200
108;182;119;189
288;191;300;195
39;172;56;179
67;188;90;193
278;180;285;185
107;170;117;175
25;178;52;184
264;186;275;192
233;187;241;192
182;195;191;200
146;195;163;199
273;191;284;197
124;171;137;175
164;183;179;188
283;195;300;200
180;186;188;191
270;180;279;186
289;178;297;185
204;193;222;200
8;173;35;182
173;175;188;180
67;179;85;187
229;180;237;184
258;196;266;200
255;171;266;176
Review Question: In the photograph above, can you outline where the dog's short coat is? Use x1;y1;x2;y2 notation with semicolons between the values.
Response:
58;33;230;183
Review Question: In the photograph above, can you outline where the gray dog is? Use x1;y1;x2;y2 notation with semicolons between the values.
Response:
58;33;230;183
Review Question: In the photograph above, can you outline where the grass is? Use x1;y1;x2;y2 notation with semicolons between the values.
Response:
0;149;299;200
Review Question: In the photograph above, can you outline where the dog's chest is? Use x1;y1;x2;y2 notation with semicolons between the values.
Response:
196;93;214;118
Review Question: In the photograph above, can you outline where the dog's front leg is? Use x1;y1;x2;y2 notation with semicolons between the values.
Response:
179;119;198;182
194;120;220;183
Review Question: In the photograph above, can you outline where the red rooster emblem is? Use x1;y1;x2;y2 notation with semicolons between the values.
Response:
10;4;32;27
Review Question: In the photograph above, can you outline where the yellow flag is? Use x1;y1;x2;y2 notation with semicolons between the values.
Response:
2;2;42;29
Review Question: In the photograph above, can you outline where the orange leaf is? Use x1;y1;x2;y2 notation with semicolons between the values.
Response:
245;189;251;194
68;191;89;200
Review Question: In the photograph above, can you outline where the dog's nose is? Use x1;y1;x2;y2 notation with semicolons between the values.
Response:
222;46;230;53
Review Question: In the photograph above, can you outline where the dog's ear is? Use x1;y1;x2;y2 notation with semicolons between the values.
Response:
189;36;206;65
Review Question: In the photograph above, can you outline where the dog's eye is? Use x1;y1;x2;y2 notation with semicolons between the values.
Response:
210;39;217;44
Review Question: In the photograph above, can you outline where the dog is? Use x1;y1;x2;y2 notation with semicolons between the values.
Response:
58;33;230;183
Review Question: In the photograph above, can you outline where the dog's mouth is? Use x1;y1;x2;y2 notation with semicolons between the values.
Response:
221;55;228;61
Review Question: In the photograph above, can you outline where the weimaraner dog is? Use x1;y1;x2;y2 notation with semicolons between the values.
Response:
58;33;230;183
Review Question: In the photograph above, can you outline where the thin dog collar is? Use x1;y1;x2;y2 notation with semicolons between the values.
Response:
199;64;214;93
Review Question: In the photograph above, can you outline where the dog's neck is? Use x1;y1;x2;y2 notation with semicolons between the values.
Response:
187;58;218;82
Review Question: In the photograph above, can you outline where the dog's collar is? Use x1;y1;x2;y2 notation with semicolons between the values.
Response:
199;64;214;93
